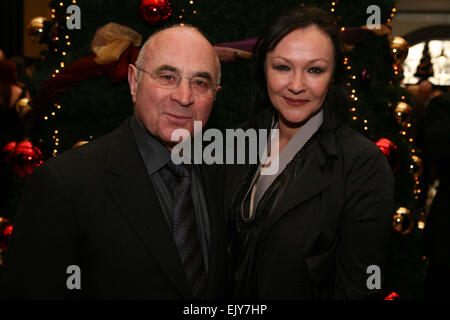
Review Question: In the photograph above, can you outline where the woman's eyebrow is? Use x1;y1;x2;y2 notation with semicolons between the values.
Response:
270;56;329;64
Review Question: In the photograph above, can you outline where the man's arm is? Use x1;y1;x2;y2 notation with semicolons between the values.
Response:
0;162;79;299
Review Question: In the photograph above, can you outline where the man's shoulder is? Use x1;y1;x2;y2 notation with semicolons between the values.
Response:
37;119;131;177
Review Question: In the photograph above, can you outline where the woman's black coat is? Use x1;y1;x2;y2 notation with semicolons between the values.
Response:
225;105;395;299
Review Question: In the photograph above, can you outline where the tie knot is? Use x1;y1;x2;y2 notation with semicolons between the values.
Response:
167;161;190;179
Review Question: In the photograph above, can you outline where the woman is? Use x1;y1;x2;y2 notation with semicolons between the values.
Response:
226;6;395;299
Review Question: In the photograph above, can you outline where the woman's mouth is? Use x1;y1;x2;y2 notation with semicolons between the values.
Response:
283;97;310;106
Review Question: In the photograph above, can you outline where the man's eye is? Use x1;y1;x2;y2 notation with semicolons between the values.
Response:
192;79;208;87
274;65;290;72
161;75;175;81
309;67;324;74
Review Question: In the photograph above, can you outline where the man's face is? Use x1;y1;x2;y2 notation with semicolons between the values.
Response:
128;28;220;149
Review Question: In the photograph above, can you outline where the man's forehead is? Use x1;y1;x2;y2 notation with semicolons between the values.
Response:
145;44;216;73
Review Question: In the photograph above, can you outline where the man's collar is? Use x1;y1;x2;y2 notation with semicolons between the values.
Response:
130;114;171;175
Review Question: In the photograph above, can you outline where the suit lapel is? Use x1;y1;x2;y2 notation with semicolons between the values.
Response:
103;119;192;298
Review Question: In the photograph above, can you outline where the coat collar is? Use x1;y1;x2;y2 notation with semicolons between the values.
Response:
103;117;193;298
245;104;342;241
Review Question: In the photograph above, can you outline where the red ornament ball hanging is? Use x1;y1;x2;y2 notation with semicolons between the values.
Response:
12;140;44;178
139;0;172;25
0;217;13;253
2;141;17;163
375;138;399;174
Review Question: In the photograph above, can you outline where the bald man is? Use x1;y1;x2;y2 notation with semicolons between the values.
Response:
0;26;229;299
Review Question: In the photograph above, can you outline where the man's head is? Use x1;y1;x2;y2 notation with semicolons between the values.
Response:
128;25;221;149
418;80;433;101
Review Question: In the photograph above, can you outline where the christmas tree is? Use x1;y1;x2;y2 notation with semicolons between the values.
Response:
2;0;427;299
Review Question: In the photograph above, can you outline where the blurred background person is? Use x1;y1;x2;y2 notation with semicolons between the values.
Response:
423;92;450;299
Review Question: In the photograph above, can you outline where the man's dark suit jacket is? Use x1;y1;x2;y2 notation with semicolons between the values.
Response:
0;116;228;299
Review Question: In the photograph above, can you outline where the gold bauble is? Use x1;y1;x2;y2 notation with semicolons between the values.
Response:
394;102;412;127
27;16;49;43
72;141;89;149
15;97;32;118
393;207;414;235
411;155;423;179
391;36;409;65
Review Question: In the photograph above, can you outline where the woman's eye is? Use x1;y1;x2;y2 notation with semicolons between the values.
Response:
309;67;324;74
274;65;290;72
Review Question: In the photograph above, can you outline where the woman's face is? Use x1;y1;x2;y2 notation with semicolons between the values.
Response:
265;25;335;128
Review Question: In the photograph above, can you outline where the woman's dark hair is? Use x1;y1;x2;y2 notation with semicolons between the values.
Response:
250;5;348;119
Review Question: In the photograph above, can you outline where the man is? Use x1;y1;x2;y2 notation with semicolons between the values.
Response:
0;25;228;299
423;92;450;299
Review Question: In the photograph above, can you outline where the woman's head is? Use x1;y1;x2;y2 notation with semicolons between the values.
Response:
251;6;347;125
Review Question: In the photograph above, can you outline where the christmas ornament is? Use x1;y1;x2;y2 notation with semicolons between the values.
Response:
15;97;32;118
91;23;142;65
392;207;414;235
72;141;89;149
12;140;44;178
411;155;423;179
394;102;412;128
27;16;50;43
0;217;13;253
2;141;17;163
139;0;172;25
384;291;400;300
390;36;409;65
375;138;399;174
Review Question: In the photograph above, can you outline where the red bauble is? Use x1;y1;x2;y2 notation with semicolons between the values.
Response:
2;141;17;163
384;291;400;300
375;138;399;174
12;140;44;178
139;0;172;25
0;218;13;253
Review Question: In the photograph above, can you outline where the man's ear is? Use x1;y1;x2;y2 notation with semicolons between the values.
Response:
128;64;138;104
214;85;222;101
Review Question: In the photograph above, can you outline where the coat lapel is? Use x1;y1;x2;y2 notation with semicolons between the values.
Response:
259;139;334;241
103;119;192;298
256;106;341;242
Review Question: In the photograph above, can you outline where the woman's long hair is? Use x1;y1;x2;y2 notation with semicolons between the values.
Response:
250;5;349;120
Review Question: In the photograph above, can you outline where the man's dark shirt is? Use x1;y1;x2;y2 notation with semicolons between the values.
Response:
129;114;211;272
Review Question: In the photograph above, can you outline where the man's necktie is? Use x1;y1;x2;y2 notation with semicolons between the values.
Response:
166;162;207;299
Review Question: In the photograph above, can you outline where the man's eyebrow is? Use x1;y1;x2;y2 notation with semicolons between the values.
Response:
193;71;213;81
155;65;179;73
154;65;213;81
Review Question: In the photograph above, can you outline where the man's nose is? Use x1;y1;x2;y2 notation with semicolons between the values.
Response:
288;73;306;94
170;78;194;106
